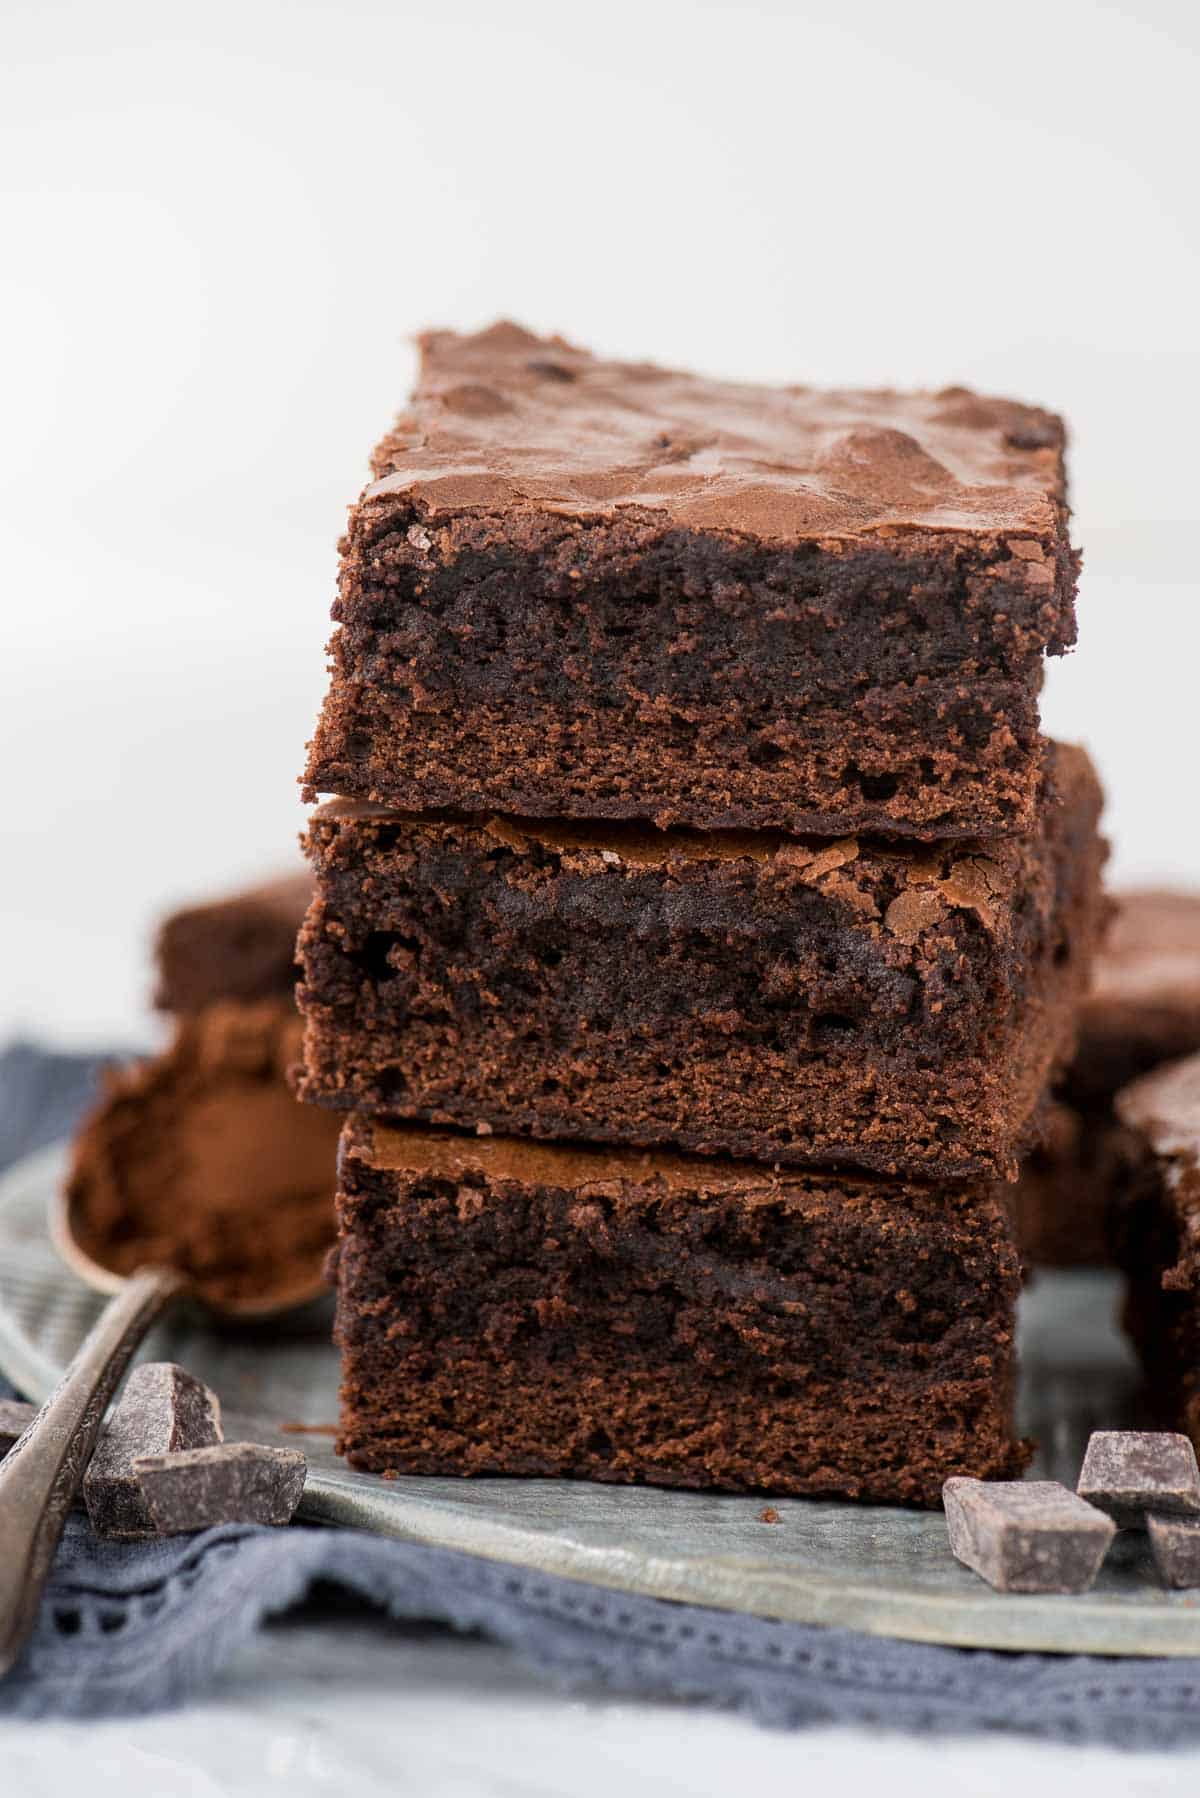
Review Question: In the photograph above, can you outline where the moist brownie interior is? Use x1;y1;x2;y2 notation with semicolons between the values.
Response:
331;1117;1029;1505
297;742;1105;1179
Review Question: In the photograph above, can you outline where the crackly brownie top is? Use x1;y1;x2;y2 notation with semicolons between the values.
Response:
363;320;1069;546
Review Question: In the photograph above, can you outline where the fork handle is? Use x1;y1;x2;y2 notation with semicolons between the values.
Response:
0;1266;187;1677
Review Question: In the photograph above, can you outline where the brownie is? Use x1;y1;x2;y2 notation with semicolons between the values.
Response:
1067;888;1200;1105
154;872;312;1013
67;1001;341;1309
1013;1103;1138;1269
297;743;1104;1181
1016;889;1200;1268
302;322;1078;841
332;1117;1029;1505
1111;1054;1200;1450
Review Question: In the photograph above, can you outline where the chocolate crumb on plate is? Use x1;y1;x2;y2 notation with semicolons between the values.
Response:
84;1363;223;1541
943;1478;1116;1594
1147;1514;1200;1588
1076;1431;1200;1529
133;1442;306;1534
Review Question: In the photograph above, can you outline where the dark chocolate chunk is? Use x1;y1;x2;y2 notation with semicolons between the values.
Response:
84;1362;223;1540
943;1478;1116;1593
1147;1513;1200;1588
1076;1431;1200;1529
0;1398;35;1460
133;1442;306;1533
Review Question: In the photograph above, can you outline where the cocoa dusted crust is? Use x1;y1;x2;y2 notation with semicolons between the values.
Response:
302;322;1078;840
296;743;1105;1181
154;873;312;1013
331;1117;1029;1505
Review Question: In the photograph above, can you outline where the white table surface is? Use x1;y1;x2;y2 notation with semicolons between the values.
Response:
5;1614;1198;1798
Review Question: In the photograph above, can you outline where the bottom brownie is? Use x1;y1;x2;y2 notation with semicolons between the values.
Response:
332;1119;1029;1506
1112;1054;1200;1448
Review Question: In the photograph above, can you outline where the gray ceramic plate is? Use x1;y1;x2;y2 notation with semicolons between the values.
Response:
3;1144;1196;1657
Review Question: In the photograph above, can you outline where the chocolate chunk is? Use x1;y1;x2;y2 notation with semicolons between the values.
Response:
1148;1513;1200;1588
133;1442;306;1534
943;1478;1116;1593
1076;1431;1200;1529
0;1398;36;1460
84;1362;223;1540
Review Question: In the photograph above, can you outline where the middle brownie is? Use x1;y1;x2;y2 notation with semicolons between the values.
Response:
298;742;1103;1179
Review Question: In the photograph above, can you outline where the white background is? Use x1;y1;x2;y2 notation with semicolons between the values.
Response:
3;0;1199;1048
2;0;1199;1787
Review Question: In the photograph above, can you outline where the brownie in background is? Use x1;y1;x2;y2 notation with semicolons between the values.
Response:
154;873;312;1013
1016;889;1200;1268
1069;889;1200;1104
1111;1053;1200;1450
67;869;334;1307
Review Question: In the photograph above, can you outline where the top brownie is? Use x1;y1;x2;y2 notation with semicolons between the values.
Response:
303;322;1078;838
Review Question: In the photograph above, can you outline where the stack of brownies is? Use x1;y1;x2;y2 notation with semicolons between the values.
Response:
296;323;1107;1506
